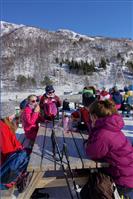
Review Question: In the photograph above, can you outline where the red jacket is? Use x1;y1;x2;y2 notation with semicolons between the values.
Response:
72;107;91;130
0;120;22;165
79;107;90;126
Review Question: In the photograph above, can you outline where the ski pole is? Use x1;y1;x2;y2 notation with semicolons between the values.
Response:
41;121;48;166
51;130;74;199
62;143;80;199
70;130;84;169
61;127;81;198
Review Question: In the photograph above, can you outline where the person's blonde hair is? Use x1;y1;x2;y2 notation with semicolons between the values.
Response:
2;117;17;134
89;99;118;118
27;95;37;101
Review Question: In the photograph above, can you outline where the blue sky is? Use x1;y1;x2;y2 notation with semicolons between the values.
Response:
1;0;133;39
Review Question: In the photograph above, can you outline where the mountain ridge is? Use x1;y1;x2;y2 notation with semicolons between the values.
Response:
1;21;132;40
1;21;133;91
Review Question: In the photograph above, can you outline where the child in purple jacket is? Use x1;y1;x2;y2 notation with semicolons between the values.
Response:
85;99;133;198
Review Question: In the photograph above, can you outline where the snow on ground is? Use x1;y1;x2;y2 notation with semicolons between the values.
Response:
0;85;82;117
122;116;133;144
1;84;81;103
57;29;95;41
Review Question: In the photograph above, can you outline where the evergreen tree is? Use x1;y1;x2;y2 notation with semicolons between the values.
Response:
117;53;121;59
126;61;133;72
40;76;53;86
16;75;37;89
55;57;59;63
62;59;96;75
17;75;27;88
99;57;106;69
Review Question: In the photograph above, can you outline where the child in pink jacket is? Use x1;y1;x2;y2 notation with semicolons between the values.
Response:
21;95;42;142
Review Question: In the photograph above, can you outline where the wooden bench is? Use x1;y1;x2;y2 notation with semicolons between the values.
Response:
16;122;108;199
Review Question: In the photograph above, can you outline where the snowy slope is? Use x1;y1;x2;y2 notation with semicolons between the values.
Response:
1;21;24;36
1;21;133;91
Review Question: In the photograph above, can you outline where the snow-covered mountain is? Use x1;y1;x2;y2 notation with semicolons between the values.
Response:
1;21;24;36
1;21;133;91
56;29;95;41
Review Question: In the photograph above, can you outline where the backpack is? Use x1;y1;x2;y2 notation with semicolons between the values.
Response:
43;98;58;120
0;150;29;190
80;171;115;199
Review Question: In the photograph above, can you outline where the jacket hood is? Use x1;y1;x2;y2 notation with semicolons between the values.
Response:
95;114;124;131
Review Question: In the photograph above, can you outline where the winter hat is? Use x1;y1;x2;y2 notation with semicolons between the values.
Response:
124;86;129;92
82;94;96;107
82;89;94;95
45;85;55;93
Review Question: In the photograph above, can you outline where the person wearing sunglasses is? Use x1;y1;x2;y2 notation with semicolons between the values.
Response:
21;95;42;143
40;85;61;120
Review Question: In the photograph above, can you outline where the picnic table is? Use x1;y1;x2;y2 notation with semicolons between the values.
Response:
1;116;132;199
17;121;108;199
